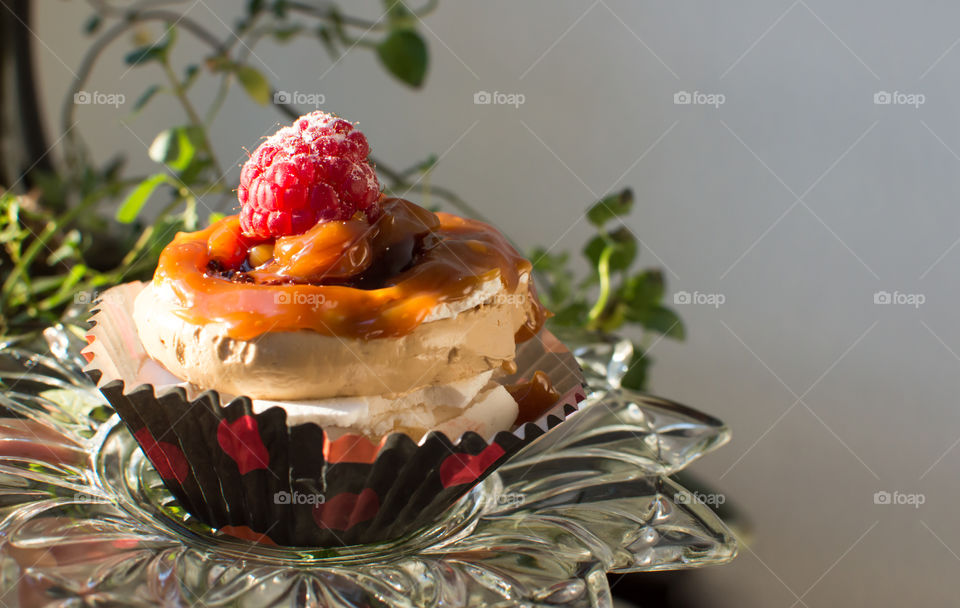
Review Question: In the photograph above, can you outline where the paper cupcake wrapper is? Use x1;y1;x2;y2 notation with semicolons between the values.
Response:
83;283;585;547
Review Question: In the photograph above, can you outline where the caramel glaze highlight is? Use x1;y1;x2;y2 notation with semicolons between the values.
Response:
153;198;545;342
506;371;562;426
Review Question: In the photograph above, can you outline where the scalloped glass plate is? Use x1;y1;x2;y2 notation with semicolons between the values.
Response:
0;323;736;607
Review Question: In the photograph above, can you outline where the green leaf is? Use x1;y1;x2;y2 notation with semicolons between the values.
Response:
178;158;213;186
621;269;664;307
84;15;102;35
529;247;568;273
377;29;428;87
549;300;590;327
125;28;175;66
133;85;161;113
235;65;272;105
148;128;177;165
116;174;170;223
149;126;202;172
627;304;685;340
416;154;438;172
183;64;200;87
38;264;87;310
247;0;266;15
529;248;574;307
125;46;164;67
587;188;634;227
583;237;604;267
583;227;636;272
620;345;650;391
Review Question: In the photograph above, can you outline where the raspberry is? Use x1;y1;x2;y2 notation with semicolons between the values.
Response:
238;111;381;238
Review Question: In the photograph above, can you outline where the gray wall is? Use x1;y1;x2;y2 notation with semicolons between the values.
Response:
35;2;960;606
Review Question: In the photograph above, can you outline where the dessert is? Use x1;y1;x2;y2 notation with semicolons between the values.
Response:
132;111;546;440
84;111;583;546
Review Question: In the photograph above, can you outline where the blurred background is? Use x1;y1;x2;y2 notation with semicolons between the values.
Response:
11;1;959;605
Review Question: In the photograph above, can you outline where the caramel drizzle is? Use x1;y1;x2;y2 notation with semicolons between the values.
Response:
506;371;562;426
153;199;545;341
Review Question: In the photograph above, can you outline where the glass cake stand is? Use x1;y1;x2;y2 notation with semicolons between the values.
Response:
0;323;736;607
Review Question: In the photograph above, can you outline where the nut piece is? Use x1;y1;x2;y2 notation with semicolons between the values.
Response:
248;244;274;267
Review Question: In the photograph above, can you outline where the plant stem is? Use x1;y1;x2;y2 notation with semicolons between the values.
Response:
0;194;99;311
586;244;613;328
160;59;225;181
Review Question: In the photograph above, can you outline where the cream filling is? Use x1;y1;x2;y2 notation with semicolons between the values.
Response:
128;357;518;442
249;369;518;441
251;369;493;429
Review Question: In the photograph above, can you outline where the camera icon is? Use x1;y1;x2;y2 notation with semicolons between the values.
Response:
874;91;892;105
274;491;291;504
74;91;92;105
274;90;291;104
673;290;692;305
674;91;692;105
275;292;291;305
474;90;492;105
73;290;93;305
674;492;691;505
873;290;891;305
873;490;891;505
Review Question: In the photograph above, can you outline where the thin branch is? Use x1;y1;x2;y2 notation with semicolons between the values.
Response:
61;12;226;165
68;1;477;222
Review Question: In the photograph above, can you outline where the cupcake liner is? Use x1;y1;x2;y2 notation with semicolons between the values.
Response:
83;283;585;547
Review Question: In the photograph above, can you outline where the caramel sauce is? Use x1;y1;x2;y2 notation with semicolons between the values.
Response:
154;198;545;341
507;370;561;426
514;282;549;343
248;220;374;283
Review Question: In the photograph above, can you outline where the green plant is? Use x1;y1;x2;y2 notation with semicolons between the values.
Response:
530;188;684;390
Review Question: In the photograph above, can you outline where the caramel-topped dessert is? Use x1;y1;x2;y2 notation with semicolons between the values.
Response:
131;110;560;442
156;198;545;342
82;110;581;552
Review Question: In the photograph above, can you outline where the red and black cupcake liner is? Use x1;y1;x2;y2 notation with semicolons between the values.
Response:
83;283;585;547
